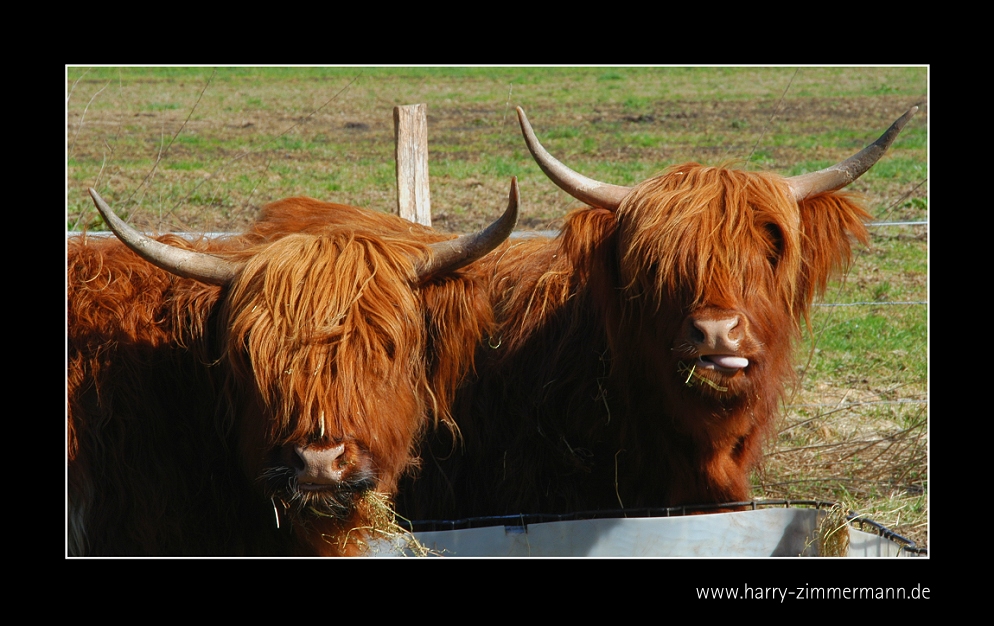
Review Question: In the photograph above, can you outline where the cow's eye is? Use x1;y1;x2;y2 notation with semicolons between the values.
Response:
764;224;784;268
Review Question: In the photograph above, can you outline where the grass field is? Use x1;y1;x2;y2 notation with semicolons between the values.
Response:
66;66;928;551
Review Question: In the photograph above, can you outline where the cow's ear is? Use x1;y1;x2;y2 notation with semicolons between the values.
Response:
419;274;494;428
796;192;872;302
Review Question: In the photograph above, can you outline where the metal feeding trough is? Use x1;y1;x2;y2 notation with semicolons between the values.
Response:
368;501;925;557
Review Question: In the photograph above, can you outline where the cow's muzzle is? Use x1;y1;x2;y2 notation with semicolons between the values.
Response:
675;309;753;382
289;441;374;492
261;440;377;520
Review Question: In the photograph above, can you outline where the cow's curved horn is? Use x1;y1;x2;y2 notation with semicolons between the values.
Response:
788;106;919;201
88;188;241;286
517;107;631;210
416;177;520;281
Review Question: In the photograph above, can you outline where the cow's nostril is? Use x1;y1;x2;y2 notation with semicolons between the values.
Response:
690;325;706;343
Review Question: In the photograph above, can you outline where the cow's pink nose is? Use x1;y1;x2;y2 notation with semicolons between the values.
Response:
689;315;742;352
292;443;348;488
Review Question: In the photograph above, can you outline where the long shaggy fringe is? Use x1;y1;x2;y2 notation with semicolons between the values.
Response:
618;164;802;316
242;198;493;432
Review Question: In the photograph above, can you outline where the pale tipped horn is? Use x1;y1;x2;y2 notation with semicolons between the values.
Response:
788;105;919;201
517;107;631;210
88;188;241;286
416;176;520;281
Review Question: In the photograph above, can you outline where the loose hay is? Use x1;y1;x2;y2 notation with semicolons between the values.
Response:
817;503;852;557
338;492;434;557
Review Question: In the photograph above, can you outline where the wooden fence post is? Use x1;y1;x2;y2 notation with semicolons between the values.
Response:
394;103;431;226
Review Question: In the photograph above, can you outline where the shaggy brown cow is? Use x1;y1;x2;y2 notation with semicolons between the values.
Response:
396;106;918;521
67;180;518;555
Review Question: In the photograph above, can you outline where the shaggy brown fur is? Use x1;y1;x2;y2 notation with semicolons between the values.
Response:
396;163;869;520
67;201;492;555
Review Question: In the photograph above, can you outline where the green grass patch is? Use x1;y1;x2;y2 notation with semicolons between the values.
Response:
144;102;181;111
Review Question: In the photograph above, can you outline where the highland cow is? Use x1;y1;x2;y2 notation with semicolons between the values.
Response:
67;180;518;555
396;106;918;521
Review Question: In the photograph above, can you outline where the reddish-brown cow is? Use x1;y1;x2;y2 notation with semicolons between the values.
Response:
396;106;918;521
67;180;517;555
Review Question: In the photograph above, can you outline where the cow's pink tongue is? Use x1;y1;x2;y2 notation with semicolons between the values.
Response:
704;355;749;370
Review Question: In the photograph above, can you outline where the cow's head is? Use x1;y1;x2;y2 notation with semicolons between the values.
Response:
88;181;518;554
516;105;916;404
